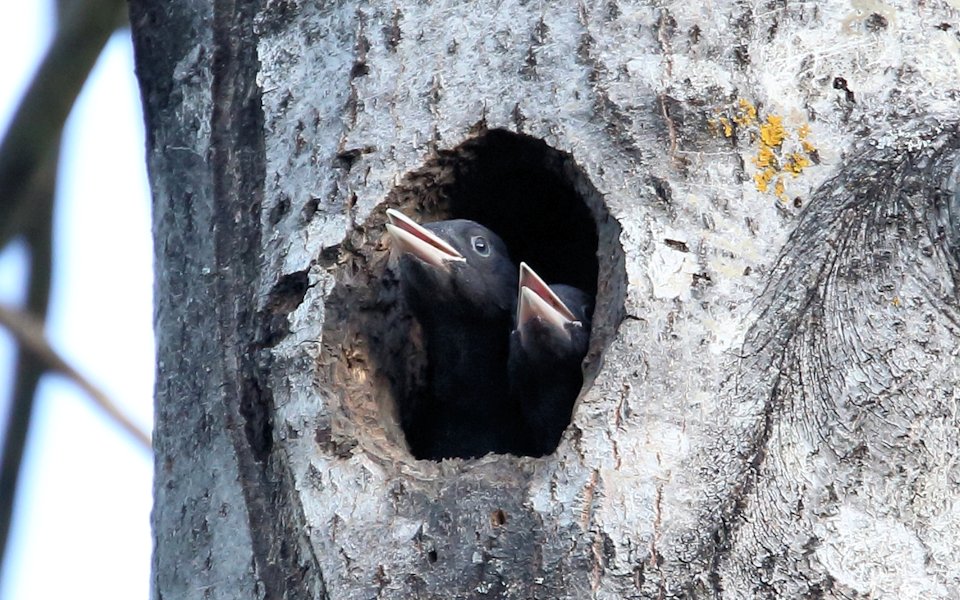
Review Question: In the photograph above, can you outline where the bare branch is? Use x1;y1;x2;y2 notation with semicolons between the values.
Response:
0;304;152;451
0;150;54;582
0;0;127;248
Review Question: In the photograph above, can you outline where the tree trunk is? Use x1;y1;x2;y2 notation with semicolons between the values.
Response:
131;1;960;598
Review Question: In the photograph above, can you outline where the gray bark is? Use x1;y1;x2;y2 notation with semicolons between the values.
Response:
133;0;960;598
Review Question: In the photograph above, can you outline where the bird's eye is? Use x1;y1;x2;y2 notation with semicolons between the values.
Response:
472;236;490;257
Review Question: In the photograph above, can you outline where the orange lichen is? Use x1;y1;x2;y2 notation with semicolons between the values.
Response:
754;167;776;192
773;177;787;202
784;152;812;176
709;99;819;204
759;115;786;147
733;98;757;127
753;145;775;168
709;116;734;138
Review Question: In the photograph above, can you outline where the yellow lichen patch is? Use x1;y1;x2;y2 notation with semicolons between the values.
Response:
891;296;902;307
753;145;775;169
754;167;776;192
783;152;811;176
773;177;787;202
708;115;735;138
759;115;786;147
733;98;757;127
709;98;819;204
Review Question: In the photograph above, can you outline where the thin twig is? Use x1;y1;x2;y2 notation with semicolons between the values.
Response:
0;304;152;451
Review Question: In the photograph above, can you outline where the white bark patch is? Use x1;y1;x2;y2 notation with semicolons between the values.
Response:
647;231;697;301
816;505;948;598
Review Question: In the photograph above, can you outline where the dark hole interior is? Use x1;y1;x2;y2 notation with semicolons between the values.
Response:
320;129;625;462
443;130;599;296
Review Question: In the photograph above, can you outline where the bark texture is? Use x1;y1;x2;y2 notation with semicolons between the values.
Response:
134;0;960;598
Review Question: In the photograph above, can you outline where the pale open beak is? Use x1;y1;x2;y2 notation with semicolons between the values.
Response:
517;262;581;332
385;208;465;267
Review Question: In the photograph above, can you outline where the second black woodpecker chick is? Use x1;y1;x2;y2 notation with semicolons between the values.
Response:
509;262;592;456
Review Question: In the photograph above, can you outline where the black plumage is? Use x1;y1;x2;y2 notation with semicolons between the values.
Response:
385;209;521;459
509;262;592;456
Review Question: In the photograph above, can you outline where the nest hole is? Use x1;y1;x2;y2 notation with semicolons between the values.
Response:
320;129;626;461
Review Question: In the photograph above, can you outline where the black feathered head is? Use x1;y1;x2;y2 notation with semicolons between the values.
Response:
386;209;517;322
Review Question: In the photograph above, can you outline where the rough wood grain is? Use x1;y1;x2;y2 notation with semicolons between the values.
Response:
136;0;960;598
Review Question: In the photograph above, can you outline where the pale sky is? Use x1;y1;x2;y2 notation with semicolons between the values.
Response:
0;3;154;599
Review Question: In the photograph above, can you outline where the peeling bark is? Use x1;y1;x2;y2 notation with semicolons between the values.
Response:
134;1;960;598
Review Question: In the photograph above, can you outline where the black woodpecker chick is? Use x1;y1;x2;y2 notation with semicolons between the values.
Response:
385;209;520;459
509;262;592;456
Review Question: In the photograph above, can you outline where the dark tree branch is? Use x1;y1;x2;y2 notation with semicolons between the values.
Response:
0;0;127;248
0;146;55;582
